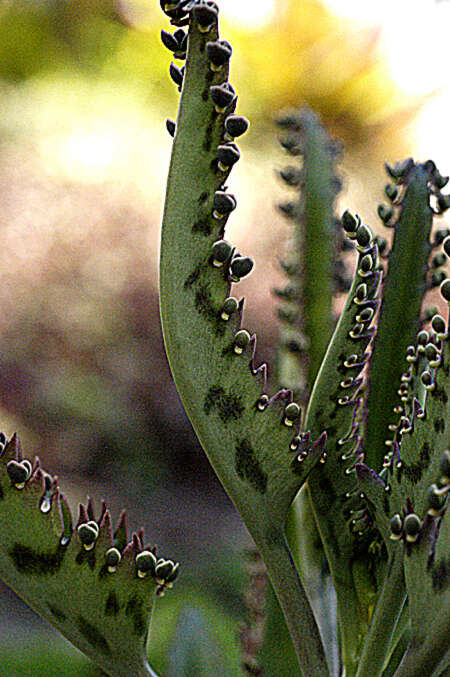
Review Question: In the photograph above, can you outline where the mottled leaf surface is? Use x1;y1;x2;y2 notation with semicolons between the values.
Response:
0;434;168;677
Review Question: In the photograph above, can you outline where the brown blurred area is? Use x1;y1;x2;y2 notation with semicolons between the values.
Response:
0;0;448;664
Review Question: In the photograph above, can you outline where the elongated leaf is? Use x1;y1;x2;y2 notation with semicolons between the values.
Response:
304;219;381;675
0;433;177;677
274;108;343;677
159;4;328;675
357;287;449;677
364;161;444;471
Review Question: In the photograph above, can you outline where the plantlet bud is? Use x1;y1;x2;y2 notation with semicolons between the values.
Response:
221;296;239;320
78;521;99;550
161;29;179;52
279;166;301;186
213;191;236;217
431;270;446;287
217;142;240;171
355;224;372;249
434;227;450;246
349;324;365;339
166;119;176;137
136;550;157;578
256;394;269;411
105;547;121;572
279;133;301;155
192;1;218;32
417;330;429;347
169;62;184;88
432;171;449;189
359;254;373;274
206;40;232;69
155;558;175;582
355;283;368;301
341;210;360;234
440;450;450;481
425;343;440;366
404;513;421;542
165;561;180;584
431;314;446;336
233;329;251;354
210;83;236;112
173;28;187;43
385;184;398;202
423;305;439;322
224;115;249;138
160;0;188;19
229;256;254;281
432;252;447;268
426;484;446;515
437;194;450;213
211;239;233;267
283;402;300;426
420;370;434;390
377;204;394;224
277;201;295;217
389;514;403;540
385;158;414;181
357;307;374;323
6;459;32;488
440;278;450;302
374;235;388;257
443;236;450;257
344;353;359;367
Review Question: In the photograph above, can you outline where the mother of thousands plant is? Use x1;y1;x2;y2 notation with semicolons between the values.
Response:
0;2;448;676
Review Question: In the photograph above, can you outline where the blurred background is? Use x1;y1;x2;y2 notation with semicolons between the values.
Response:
0;0;449;674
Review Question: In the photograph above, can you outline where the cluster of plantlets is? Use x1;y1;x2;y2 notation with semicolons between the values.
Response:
0;429;179;677
0;1;448;676
158;1;449;676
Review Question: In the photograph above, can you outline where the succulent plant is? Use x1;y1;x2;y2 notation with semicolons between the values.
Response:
0;2;448;676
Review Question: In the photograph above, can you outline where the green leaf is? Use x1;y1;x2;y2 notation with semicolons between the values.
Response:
357;296;449;677
304;220;381;675
159;6;328;676
275;107;343;676
395;511;449;677
276;107;341;395
0;433;177;677
364;161;439;472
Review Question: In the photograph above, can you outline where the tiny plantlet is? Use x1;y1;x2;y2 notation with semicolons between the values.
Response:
0;2;449;676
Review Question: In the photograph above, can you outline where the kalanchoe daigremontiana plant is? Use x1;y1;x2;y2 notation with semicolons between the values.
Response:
159;2;449;677
0;2;448;676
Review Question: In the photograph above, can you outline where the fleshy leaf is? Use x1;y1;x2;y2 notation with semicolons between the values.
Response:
303;218;381;674
276;107;342;398
364;161;443;471
356;290;449;677
159;4;328;675
0;433;177;677
395;512;449;677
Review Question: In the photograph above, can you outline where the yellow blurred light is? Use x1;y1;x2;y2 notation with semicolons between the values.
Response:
62;128;123;181
221;0;276;28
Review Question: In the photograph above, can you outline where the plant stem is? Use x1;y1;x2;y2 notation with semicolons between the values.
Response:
356;548;406;677
255;526;330;677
